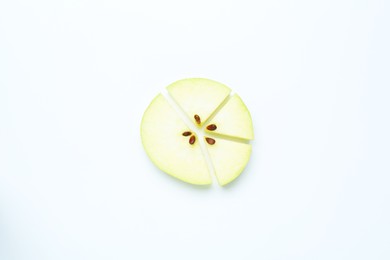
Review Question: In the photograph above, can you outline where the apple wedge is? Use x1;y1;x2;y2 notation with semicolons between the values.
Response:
141;94;211;185
204;94;254;140
205;137;252;186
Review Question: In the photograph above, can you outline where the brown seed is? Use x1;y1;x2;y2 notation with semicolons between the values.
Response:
205;137;216;145
189;135;196;145
206;124;217;131
194;114;201;125
182;131;192;136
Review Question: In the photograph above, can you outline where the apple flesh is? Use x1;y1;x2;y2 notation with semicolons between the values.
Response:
141;78;254;186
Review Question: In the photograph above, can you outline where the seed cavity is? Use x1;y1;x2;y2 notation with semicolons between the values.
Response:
183;114;214;146
194;114;201;125
182;131;192;136
189;135;196;145
206;124;217;131
205;137;216;145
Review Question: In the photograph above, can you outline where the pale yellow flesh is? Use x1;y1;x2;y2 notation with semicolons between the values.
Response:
141;94;211;185
206;94;254;140
206;137;252;186
167;78;231;126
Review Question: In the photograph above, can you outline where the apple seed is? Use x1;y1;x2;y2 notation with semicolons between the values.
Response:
189;135;196;145
194;114;201;125
182;131;192;136
205;137;216;145
206;124;217;131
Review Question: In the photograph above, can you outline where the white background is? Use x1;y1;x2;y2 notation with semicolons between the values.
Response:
1;0;389;259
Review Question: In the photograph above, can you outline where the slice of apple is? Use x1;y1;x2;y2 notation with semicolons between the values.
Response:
205;94;254;140
141;78;254;186
167;78;231;126
205;137;252;186
141;94;211;185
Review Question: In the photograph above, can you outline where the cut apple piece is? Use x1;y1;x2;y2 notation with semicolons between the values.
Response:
141;94;211;185
167;78;231;126
205;94;254;140
206;137;252;186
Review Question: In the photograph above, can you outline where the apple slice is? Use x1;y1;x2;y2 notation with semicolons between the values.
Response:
205;94;254;140
141;94;211;185
205;137;252;186
141;78;254;186
167;78;231;126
